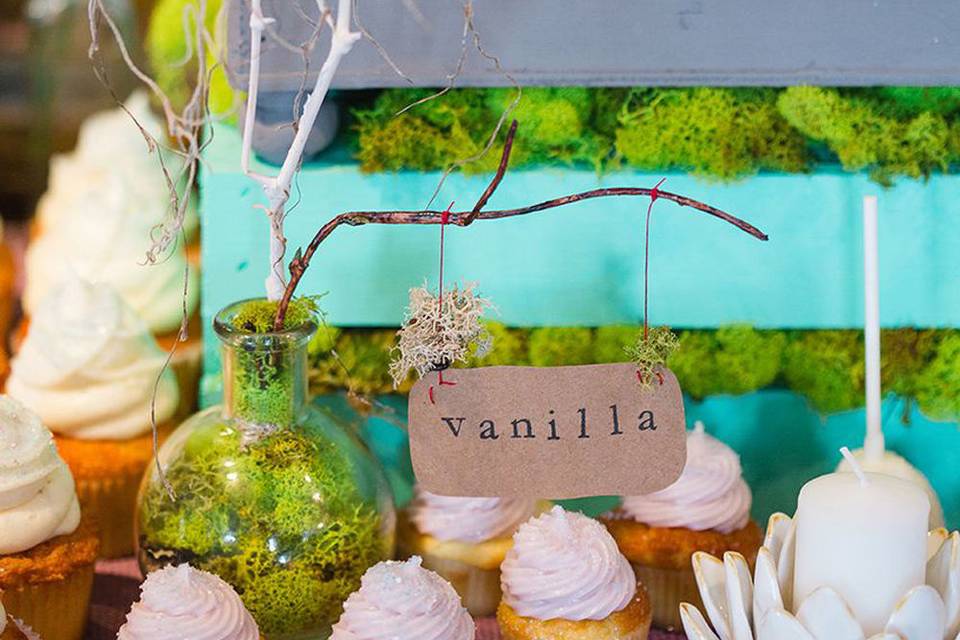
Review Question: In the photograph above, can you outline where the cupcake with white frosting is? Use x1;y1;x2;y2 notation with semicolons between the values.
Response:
24;91;202;412
398;487;542;616
118;564;260;640
0;395;99;640
8;278;180;557
330;556;474;640
600;421;762;630
497;506;651;640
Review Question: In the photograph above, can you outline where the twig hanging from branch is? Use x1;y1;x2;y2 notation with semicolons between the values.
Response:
274;120;768;329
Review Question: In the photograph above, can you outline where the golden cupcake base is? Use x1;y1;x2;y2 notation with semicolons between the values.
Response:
630;563;702;631
0;516;99;640
55;424;174;559
497;583;652;640
601;517;762;630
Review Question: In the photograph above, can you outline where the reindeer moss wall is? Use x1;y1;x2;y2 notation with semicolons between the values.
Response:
352;87;960;184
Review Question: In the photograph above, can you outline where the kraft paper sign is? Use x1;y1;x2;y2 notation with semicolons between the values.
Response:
408;363;687;499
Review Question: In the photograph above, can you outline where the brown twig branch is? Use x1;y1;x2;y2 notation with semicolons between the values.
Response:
273;121;767;329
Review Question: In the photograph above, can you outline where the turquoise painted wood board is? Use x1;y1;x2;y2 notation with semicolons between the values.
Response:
325;391;960;530
201;125;960;337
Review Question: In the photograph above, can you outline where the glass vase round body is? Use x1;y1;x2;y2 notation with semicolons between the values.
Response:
136;300;396;639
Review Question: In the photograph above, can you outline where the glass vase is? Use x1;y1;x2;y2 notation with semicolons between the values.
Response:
136;300;396;639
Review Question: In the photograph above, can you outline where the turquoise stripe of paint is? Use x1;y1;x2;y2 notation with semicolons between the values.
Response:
201;124;960;342
326;391;960;529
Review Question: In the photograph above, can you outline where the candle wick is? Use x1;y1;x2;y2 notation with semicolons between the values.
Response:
840;447;870;487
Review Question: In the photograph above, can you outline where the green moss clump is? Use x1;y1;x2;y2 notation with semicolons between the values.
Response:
880;329;939;398
914;333;960;421
231;297;320;334
667;331;717;399
310;329;400;395
139;421;389;636
627;327;681;387
778;87;960;185
667;327;784;398
615;88;810;179
353;87;611;173
226;298;321;427
593;325;641;363
783;330;864;413
462;321;530;367
350;86;960;184
528;327;594;366
877;87;960;118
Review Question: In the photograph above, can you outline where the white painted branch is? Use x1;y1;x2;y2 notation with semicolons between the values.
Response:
240;0;274;187
240;0;359;300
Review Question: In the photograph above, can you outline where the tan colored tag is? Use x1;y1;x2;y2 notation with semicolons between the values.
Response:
408;363;687;499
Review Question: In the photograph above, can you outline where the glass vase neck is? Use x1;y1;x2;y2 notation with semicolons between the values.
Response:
214;299;317;429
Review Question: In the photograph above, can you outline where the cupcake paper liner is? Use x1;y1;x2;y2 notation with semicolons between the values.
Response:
2;561;95;640
630;562;702;631
417;552;502;617
75;469;143;559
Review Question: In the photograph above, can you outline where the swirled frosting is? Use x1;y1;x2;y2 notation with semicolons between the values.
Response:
618;422;751;534
8;278;179;440
500;506;636;621
410;487;536;543
26;91;198;334
0;396;80;554
330;557;475;640
117;564;259;640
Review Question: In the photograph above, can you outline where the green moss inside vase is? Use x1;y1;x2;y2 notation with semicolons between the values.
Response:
136;299;395;639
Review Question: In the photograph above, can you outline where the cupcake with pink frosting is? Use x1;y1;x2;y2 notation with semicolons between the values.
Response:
397;486;543;616
497;506;651;640
117;564;260;640
329;556;475;640
600;421;762;631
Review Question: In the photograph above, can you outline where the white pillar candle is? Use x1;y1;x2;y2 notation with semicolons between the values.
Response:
793;453;930;636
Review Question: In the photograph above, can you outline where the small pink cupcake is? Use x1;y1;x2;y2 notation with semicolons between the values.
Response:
330;556;475;640
398;486;541;616
118;564;260;640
